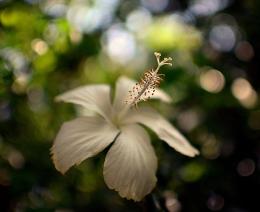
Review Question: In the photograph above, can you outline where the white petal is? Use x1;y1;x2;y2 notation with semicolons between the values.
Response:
152;88;172;103
122;107;199;157
51;116;119;174
113;76;134;112
56;85;112;121
103;124;157;201
113;76;172;112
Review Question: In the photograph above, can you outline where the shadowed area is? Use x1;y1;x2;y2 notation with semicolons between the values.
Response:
0;0;259;211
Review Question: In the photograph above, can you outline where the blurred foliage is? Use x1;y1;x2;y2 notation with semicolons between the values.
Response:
0;0;260;211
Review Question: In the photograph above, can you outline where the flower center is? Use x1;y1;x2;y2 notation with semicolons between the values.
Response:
125;52;172;108
110;104;131;129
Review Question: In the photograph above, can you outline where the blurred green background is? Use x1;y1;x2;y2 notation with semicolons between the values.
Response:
0;0;259;211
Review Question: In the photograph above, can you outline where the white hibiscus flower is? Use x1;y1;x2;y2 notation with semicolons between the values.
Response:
51;77;199;201
51;56;199;201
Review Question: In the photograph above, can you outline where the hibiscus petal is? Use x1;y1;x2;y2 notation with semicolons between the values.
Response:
56;85;112;121
122;107;199;157
152;88;172;103
113;76;172;112
51;116;119;174
103;124;157;201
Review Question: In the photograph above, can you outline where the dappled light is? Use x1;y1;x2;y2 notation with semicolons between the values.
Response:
0;0;259;211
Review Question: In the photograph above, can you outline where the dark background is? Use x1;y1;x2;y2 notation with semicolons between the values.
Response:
0;0;259;211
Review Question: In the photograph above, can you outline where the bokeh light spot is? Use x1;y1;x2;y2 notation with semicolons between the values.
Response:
66;0;119;33
42;1;67;17
31;39;49;55
231;78;258;108
103;26;136;65
199;69;225;93
201;135;221;160
126;8;152;35
209;24;236;52
237;158;255;177
7;149;25;169
235;41;254;62
164;191;181;212
207;194;224;211
177;109;202;132
189;0;230;17
179;162;206;182
141;0;169;12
